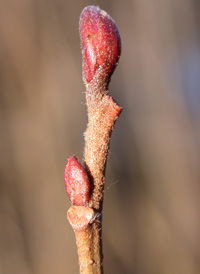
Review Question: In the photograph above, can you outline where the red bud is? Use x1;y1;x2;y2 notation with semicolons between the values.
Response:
64;156;90;206
79;5;121;85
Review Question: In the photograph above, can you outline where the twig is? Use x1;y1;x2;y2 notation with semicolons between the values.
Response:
64;5;122;274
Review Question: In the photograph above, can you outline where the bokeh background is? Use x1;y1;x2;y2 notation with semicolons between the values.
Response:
0;0;200;273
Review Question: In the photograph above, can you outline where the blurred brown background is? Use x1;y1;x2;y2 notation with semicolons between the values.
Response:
0;0;200;273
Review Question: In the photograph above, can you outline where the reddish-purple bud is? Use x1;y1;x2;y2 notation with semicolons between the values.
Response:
64;155;90;206
79;5;121;85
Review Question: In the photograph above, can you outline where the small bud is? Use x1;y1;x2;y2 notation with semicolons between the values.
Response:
79;5;121;86
64;155;90;206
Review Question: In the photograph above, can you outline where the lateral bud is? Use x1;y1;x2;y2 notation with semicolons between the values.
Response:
64;155;90;206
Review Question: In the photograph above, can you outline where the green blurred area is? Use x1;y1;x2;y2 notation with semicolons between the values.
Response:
0;1;200;273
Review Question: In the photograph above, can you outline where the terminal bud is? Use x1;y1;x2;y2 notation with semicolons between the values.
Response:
79;5;121;87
